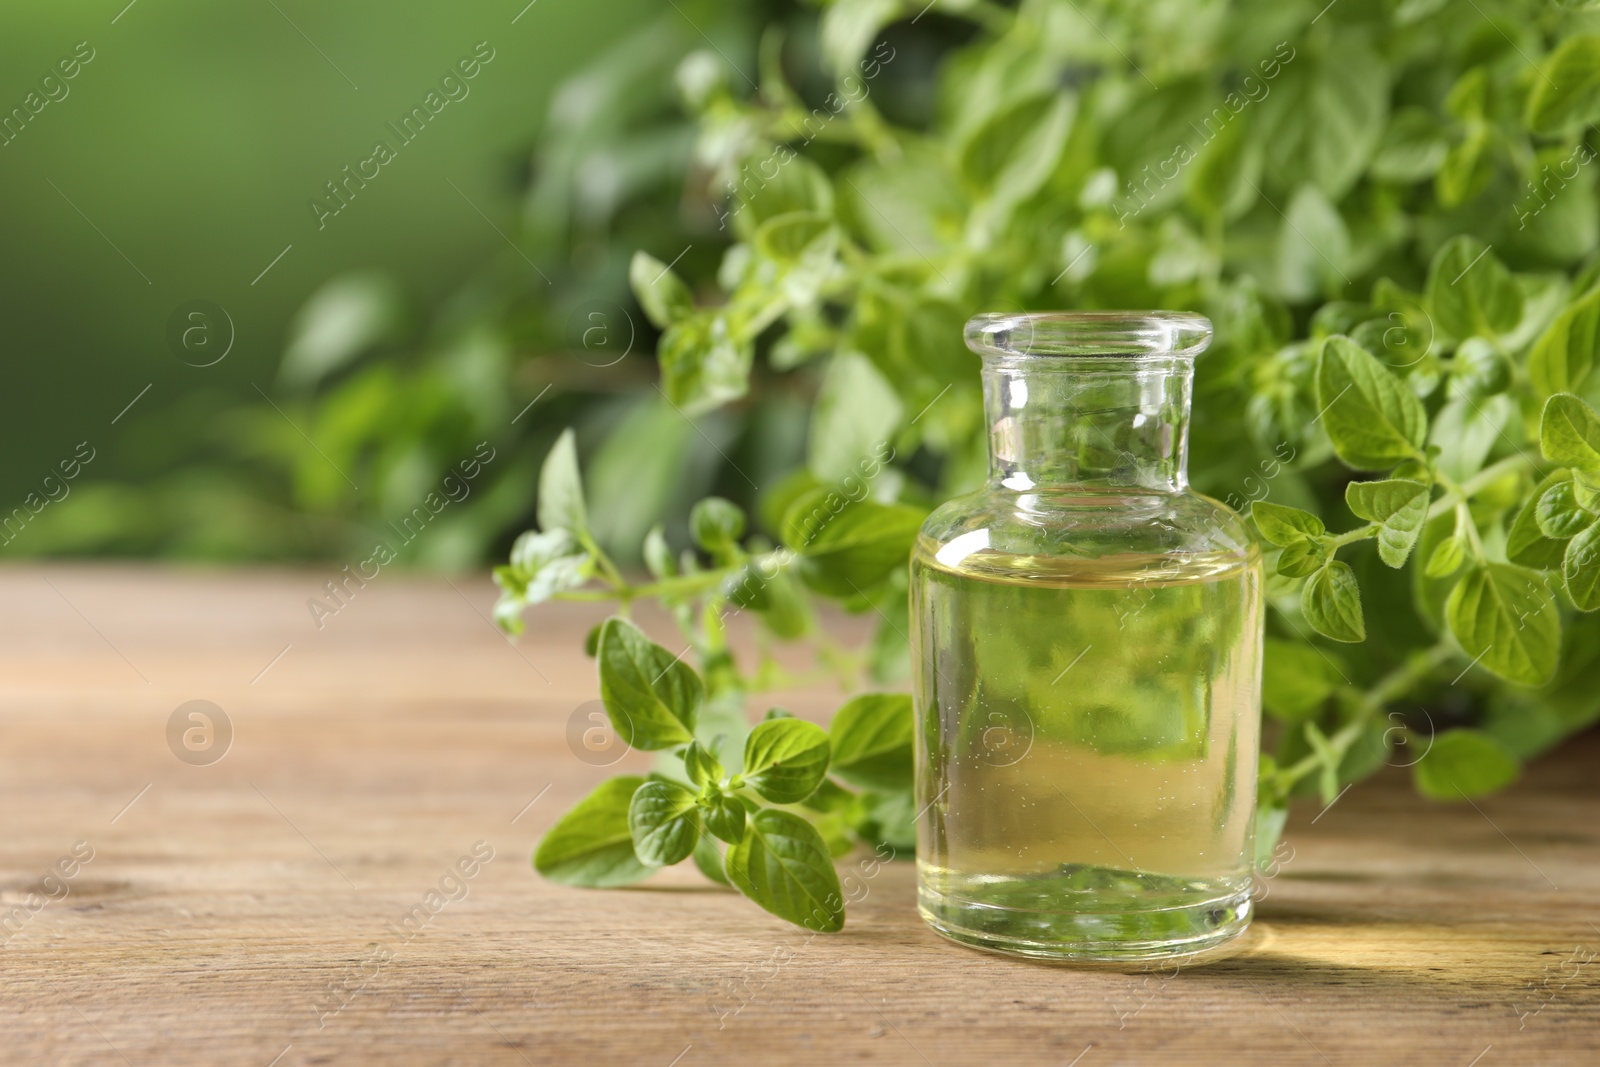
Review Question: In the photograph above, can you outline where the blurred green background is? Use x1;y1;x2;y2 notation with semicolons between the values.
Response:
0;0;673;563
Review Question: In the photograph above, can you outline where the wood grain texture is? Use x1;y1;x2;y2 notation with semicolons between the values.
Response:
1;565;1597;1066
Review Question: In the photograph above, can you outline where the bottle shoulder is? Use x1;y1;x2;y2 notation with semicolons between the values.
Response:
916;486;1258;569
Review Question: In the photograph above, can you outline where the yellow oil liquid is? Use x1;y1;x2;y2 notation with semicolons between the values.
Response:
910;538;1263;960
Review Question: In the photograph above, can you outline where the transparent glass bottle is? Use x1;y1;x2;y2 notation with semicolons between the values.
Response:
910;311;1264;962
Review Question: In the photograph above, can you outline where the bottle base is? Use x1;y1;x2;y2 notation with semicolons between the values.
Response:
917;880;1253;965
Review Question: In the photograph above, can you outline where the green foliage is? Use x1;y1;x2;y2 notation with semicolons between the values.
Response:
490;0;1600;922
1412;730;1521;798
534;777;655;887
526;601;907;928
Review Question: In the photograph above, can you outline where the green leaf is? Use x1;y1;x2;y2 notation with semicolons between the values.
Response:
754;211;834;264
1184;111;1262;220
1446;66;1488;122
628;780;702;866
1525;34;1600;134
597;617;704;750
1251;501;1325;545
1434;127;1493;208
728;155;834;241
683;741;723;788
279;273;403;388
1450;339;1513;400
1426;236;1523;342
1576;472;1600;514
1425;535;1466;578
1275;539;1327;578
534;777;655;887
703;793;747;844
692;833;730;886
642;524;675;580
1537;479;1595;539
689;497;746;553
781;491;927;597
1303;561;1366;643
742;718;831;804
809;352;903;483
628;251;694;329
658;313;753;416
724;809;845;931
1528;288;1600;399
1445;564;1560;686
827;693;914;791
1412;731;1521;799
1429;394;1512;483
958;91;1074;201
1254;802;1290;870
1276;184;1350;302
537;428;588;537
1368;106;1448;182
1315;336;1428;470
1540;393;1600;473
1345;479;1430;567
1262;637;1342;721
495;528;590;628
1564;523;1600;611
1508;472;1575;570
1257;35;1388;199
818;0;898;73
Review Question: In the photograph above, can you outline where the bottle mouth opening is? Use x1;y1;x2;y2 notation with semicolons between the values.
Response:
965;311;1213;361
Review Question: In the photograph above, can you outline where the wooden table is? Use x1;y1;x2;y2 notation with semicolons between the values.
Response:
3;565;1597;1066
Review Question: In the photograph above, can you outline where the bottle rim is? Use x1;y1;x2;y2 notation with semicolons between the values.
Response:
964;310;1213;361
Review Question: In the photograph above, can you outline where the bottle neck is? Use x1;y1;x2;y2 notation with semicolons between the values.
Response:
982;357;1192;493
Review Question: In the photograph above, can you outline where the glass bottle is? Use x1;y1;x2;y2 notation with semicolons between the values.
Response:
910;311;1264;962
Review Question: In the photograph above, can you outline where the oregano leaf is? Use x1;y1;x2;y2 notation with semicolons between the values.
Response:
1413;731;1521;799
743;718;831;804
827;693;914;791
1315;336;1428;470
1525;34;1600;134
1540;393;1600;473
597;617;703;750
1508;472;1575;570
1444;563;1559;686
1345;479;1430;567
1527;287;1600;399
535;777;656;887
724;809;844;931
628;780;702;866
537;428;588;537
1252;500;1326;545
1426;534;1467;578
1303;560;1366;642
1425;236;1523;342
628;250;694;329
1536;479;1595;539
1563;523;1600;611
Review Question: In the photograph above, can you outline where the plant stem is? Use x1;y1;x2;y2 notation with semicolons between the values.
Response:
1425;455;1532;522
1275;640;1457;794
1329;524;1378;548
